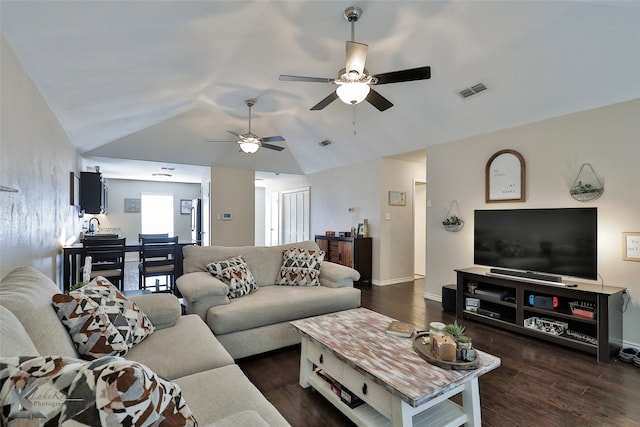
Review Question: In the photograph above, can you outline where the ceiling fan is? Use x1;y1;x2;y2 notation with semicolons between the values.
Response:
279;6;431;112
209;99;285;154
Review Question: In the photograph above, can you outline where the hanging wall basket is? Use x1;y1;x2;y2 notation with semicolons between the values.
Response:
570;163;604;202
443;201;464;232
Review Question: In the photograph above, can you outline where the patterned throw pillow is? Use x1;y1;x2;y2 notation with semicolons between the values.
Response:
276;248;325;286
52;277;155;359
207;255;257;299
0;355;197;427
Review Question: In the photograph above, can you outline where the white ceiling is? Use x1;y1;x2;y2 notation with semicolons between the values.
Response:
2;1;639;183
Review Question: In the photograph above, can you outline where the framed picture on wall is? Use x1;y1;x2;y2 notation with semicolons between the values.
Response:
622;232;640;261
69;172;80;208
485;149;526;203
180;199;192;215
124;198;141;213
389;191;406;206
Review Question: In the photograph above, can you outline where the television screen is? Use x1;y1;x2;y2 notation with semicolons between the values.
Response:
474;208;597;280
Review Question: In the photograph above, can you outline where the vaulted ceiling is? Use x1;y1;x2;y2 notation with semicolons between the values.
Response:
2;1;639;182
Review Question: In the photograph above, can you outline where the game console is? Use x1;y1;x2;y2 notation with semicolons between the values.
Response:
528;295;558;310
477;308;502;319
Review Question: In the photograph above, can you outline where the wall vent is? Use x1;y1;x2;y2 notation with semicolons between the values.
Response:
458;83;487;99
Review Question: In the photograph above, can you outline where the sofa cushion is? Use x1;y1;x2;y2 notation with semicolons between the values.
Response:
0;355;196;426
125;314;235;381
0;267;77;357
52;278;155;359
0;306;39;357
206;285;362;335
174;364;290;427
207;256;257;299
182;240;321;287
52;292;129;359
276;248;325;286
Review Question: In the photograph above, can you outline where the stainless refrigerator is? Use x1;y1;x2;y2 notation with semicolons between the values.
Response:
190;198;203;245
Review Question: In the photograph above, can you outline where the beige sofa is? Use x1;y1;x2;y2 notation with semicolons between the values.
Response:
177;241;362;359
0;266;290;426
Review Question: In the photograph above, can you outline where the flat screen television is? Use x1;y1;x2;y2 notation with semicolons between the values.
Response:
474;208;597;281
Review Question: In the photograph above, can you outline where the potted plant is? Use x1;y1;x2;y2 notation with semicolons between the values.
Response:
442;215;464;232
444;321;476;361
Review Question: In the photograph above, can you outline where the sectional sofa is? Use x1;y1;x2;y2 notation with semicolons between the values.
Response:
0;266;290;426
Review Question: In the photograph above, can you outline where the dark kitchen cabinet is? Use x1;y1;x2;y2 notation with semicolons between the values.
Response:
80;171;108;214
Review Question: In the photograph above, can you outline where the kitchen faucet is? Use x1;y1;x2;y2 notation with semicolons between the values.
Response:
88;217;100;233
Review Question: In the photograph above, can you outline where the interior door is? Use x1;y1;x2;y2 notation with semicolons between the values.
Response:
281;187;309;244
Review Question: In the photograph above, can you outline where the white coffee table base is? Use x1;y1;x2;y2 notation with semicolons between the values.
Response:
299;337;481;427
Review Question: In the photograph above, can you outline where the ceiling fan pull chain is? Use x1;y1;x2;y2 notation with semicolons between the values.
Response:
353;105;357;135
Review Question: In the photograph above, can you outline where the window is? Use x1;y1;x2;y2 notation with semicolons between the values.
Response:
141;194;174;236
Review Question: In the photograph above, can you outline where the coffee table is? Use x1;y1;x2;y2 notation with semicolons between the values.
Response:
290;308;501;427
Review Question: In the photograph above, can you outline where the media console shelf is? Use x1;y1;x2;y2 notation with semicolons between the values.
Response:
455;267;625;362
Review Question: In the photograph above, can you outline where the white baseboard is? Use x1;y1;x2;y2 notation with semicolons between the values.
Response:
622;339;640;350
424;292;441;302
371;276;414;286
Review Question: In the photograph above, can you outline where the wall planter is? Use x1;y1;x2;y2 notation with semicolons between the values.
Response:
570;163;604;202
443;201;464;232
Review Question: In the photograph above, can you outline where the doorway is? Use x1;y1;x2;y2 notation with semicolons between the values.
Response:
413;181;426;278
140;193;174;290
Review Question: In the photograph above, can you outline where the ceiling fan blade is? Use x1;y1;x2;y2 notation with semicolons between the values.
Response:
226;130;240;137
260;135;285;143
345;41;368;75
279;75;334;83
310;91;339;111
261;143;285;152
366;89;394;112
372;66;431;85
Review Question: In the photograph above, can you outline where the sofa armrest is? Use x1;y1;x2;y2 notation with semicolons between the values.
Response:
128;293;181;330
176;272;230;319
319;261;360;288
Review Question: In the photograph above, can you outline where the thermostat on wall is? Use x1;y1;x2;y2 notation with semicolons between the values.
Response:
220;212;232;220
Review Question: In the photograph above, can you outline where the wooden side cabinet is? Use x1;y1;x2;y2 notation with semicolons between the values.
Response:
315;235;372;284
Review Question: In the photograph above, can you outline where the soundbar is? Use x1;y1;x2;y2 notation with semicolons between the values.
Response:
488;268;564;284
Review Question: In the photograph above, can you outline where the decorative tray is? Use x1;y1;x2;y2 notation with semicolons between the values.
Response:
412;333;479;370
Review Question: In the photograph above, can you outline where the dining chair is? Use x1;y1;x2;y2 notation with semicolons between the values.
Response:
138;236;178;293
81;237;126;290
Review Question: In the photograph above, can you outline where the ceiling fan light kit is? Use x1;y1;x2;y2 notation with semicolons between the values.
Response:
279;6;431;112
336;81;370;105
239;140;260;154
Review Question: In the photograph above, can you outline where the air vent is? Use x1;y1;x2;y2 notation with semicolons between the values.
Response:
318;139;332;147
458;83;487;99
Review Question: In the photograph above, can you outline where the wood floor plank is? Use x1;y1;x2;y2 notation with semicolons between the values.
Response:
236;279;639;427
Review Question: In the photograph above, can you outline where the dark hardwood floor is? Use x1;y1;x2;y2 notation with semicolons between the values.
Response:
238;280;640;427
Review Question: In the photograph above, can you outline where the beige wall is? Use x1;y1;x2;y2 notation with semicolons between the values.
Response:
305;157;425;285
426;98;640;345
210;167;255;246
0;36;81;285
